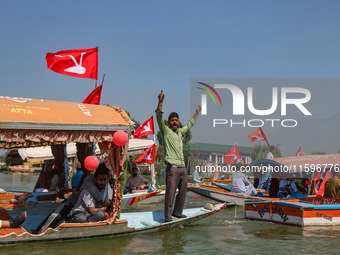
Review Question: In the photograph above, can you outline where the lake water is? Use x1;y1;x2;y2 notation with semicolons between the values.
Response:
0;172;339;255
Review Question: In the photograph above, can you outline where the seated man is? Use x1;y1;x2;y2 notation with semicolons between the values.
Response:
324;171;340;198
192;169;202;183
69;163;111;223
124;167;148;194
277;178;298;198
231;171;257;196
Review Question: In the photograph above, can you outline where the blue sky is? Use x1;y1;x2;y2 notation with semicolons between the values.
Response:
1;1;340;155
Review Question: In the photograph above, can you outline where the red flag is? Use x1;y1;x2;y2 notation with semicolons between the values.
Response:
313;171;322;180
248;127;267;143
133;116;155;138
296;147;301;156
46;47;98;79
134;144;156;164
83;85;102;105
316;170;333;196
224;145;241;166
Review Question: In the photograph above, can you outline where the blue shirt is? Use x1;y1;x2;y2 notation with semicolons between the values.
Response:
71;171;83;189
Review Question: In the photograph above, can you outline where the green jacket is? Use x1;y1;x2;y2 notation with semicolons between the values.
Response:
156;110;195;167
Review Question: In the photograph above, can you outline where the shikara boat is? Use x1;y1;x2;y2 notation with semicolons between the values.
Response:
121;190;161;208
202;178;232;184
0;190;161;210
0;201;226;244
190;153;340;205
137;189;166;204
245;197;340;227
188;183;272;206
0;96;225;244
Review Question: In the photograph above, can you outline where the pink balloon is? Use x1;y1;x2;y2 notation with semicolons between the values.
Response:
301;152;306;156
113;130;128;146
84;156;99;171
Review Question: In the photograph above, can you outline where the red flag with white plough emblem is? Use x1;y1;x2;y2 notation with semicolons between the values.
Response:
134;116;155;138
134;144;156;164
248;127;267;143
224;145;241;166
46;47;98;79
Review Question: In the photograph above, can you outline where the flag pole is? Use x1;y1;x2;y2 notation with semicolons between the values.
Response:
101;73;106;85
150;136;156;189
95;46;99;88
261;127;270;148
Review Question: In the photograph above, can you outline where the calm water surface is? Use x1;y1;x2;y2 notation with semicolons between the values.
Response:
0;172;339;255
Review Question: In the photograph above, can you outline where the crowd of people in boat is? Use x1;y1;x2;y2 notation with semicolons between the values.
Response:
0;158;154;230
193;146;340;199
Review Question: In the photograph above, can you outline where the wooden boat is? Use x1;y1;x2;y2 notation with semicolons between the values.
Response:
190;153;340;206
245;197;340;227
137;189;166;204
0;189;161;211
0;202;226;244
188;183;272;206
0;96;225;244
202;178;232;184
120;190;161;208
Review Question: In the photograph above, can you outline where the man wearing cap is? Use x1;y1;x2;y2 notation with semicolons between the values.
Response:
156;90;201;222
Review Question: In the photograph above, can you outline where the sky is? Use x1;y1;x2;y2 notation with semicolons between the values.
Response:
1;1;340;156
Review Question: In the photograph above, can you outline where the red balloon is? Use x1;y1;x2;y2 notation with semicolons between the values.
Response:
113;130;128;146
84;156;99;171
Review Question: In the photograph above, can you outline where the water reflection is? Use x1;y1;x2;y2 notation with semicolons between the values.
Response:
0;174;338;254
0;172;38;192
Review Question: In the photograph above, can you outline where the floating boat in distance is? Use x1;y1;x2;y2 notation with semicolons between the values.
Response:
245;197;340;227
188;183;272;206
201;178;232;184
121;190;161;208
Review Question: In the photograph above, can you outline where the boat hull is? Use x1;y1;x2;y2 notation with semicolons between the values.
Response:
121;190;161;208
245;197;340;227
0;203;226;244
188;185;273;206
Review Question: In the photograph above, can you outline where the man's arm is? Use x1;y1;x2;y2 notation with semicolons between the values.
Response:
15;192;30;201
192;105;201;121
139;176;148;189
156;90;164;112
125;177;133;190
155;90;166;133
88;206;107;214
243;175;251;186
180;105;201;134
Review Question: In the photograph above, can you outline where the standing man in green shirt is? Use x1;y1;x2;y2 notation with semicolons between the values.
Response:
156;90;201;222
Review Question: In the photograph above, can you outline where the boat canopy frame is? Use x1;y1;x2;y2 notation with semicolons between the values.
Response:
0;96;133;222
